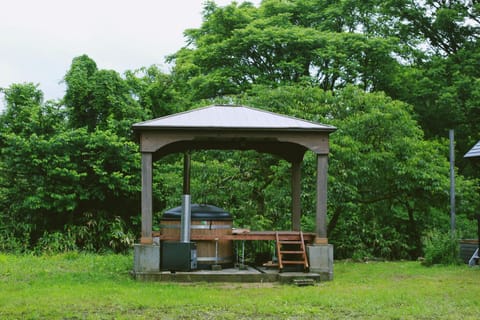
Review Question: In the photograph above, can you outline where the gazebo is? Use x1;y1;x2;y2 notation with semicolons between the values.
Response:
132;105;336;280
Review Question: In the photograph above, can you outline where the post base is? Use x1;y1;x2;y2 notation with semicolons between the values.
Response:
133;243;160;273
307;244;334;281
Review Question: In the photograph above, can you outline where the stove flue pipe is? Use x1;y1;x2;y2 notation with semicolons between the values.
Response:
180;152;192;243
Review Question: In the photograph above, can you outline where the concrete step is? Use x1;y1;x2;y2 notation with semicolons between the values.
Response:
277;272;320;284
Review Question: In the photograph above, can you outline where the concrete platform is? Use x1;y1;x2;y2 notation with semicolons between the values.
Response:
132;266;321;284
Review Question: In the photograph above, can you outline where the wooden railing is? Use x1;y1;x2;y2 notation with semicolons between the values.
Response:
151;230;327;244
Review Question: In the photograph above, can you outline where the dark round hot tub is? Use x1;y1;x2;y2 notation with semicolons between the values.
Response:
160;204;233;268
163;204;233;221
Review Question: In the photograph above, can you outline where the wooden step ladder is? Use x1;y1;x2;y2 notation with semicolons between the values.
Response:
275;231;309;272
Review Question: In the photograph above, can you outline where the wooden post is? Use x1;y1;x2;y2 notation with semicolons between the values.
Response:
183;152;191;194
291;160;302;231
141;152;153;244
315;154;328;241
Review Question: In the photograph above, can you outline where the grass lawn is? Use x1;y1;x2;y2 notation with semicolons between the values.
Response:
0;253;479;319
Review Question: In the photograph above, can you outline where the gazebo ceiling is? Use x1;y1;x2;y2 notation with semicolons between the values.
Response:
132;105;336;162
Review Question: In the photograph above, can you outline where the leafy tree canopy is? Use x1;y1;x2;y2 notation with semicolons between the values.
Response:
169;0;402;98
64;54;148;137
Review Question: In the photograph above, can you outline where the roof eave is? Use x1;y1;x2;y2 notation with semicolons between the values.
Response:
131;125;337;133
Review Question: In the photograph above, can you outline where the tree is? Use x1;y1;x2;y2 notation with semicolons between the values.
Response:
168;0;402;98
384;0;479;56
125;66;187;118
392;42;480;178
381;1;480;179
0;83;64;138
0;83;67;249
0;58;145;251
63;55;98;130
0;126;140;251
64;54;148;136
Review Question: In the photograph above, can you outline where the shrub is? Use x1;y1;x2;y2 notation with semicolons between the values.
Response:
422;229;461;266
0;223;34;253
34;231;78;254
108;216;135;253
0;232;29;253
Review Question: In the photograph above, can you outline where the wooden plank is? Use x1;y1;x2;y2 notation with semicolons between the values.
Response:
276;232;283;269
460;239;479;245
282;261;306;265
313;237;328;245
151;230;317;243
140;236;153;244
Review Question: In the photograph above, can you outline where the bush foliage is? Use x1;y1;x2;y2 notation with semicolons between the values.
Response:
422;230;462;266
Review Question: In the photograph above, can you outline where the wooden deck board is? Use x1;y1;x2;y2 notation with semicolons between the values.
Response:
151;230;320;243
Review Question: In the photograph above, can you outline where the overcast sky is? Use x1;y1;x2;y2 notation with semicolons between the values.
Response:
0;0;261;110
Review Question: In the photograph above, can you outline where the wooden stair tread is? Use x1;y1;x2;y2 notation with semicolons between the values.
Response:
280;250;305;254
275;231;309;271
279;241;303;244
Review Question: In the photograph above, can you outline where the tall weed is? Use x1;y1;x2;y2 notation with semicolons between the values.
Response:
422;229;461;266
34;230;78;254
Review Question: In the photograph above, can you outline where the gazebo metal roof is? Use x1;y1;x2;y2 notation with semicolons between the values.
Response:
133;105;336;132
465;140;480;158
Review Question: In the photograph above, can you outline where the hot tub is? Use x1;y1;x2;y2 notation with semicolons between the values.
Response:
160;204;233;268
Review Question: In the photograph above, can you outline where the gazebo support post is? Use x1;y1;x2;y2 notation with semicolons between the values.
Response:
141;152;153;244
133;152;160;273
291;160;302;231
315;153;328;241
307;153;333;281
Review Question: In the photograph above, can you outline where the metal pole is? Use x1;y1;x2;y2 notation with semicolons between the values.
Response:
449;129;456;234
181;152;192;243
477;214;480;252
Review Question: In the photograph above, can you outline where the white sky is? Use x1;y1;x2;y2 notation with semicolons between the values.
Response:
0;0;261;110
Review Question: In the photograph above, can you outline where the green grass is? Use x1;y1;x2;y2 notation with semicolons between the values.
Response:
0;253;479;319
